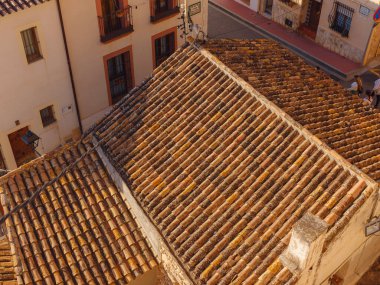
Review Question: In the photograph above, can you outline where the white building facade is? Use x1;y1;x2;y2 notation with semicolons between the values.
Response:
59;0;208;129
0;0;80;170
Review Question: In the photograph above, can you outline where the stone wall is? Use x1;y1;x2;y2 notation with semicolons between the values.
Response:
316;26;364;63
272;0;304;29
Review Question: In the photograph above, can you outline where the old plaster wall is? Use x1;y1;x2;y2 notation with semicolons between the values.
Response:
272;0;306;29
316;0;377;64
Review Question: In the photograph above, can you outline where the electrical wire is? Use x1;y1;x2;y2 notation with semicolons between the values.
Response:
0;76;156;225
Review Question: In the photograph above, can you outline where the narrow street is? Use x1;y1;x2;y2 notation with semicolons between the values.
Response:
208;3;379;92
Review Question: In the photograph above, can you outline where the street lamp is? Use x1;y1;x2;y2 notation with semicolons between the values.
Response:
21;130;41;157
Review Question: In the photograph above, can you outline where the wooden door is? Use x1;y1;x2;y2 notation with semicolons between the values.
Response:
265;0;273;14
307;0;322;32
0;146;5;170
8;127;36;167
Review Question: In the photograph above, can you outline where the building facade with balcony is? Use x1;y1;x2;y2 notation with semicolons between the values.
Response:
59;0;209;129
0;0;81;170
240;0;380;65
0;0;208;171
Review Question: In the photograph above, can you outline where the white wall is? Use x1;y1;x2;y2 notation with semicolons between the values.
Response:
59;0;208;130
0;0;79;169
314;188;380;285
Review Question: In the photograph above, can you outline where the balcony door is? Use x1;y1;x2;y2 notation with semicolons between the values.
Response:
264;0;273;15
154;31;175;67
101;0;122;34
305;0;323;32
106;50;133;105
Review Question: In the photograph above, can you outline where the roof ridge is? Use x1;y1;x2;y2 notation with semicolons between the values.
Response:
196;42;378;190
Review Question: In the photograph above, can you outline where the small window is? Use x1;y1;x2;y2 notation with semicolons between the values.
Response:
40;106;56;127
154;32;175;67
21;27;43;63
329;1;354;37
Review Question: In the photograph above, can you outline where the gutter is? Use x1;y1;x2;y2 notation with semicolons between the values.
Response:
55;0;83;134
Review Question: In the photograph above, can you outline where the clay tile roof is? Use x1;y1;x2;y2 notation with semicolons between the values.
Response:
93;43;376;284
205;39;380;182
0;0;50;17
0;142;158;284
0;238;16;284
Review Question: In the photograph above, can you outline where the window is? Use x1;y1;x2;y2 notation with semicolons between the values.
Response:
151;0;179;22
154;31;176;67
329;1;354;37
21;27;42;63
106;51;133;104
40;106;56;127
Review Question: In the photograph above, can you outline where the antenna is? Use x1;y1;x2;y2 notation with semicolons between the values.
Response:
178;0;206;43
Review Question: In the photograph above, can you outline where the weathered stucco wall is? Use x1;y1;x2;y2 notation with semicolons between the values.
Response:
272;0;306;30
316;0;378;64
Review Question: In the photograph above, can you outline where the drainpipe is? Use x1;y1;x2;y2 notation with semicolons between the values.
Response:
55;0;84;134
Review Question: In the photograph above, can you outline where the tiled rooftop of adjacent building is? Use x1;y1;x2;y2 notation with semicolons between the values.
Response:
0;142;158;284
205;39;380;182
93;43;376;285
0;0;50;16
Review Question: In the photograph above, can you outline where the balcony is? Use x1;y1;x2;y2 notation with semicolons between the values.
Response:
98;6;133;42
150;0;179;23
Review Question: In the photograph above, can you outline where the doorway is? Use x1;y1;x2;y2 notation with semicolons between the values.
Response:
265;0;273;15
305;0;322;33
8;127;36;167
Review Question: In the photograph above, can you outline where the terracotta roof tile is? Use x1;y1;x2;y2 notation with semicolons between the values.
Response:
0;0;50;16
0;238;16;285
205;39;380;182
93;44;376;284
0;142;158;284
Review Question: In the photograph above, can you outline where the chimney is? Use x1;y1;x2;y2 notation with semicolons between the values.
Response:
280;213;328;284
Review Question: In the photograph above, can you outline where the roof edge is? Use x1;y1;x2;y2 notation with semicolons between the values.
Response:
197;41;378;191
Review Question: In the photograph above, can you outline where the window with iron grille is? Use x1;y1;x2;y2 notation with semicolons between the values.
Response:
107;51;133;105
329;1;354;37
21;27;43;63
40;106;56;127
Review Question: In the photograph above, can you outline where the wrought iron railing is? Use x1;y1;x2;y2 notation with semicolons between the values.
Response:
98;6;133;42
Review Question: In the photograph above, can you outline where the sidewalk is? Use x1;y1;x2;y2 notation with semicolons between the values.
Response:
209;0;362;80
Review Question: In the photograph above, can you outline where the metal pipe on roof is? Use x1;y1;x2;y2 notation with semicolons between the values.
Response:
55;0;83;134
